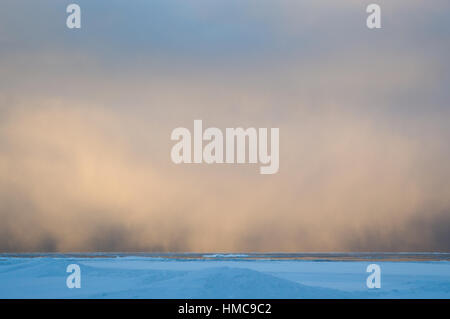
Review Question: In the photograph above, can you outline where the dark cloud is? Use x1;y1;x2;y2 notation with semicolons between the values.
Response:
346;212;450;252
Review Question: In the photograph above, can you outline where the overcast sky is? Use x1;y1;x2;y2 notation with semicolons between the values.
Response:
1;0;449;252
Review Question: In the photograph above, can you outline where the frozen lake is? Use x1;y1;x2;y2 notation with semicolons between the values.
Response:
0;253;449;298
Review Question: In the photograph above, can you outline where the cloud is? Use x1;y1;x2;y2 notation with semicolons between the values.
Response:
1;74;449;252
0;0;449;252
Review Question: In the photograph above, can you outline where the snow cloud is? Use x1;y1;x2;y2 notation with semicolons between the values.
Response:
0;0;449;252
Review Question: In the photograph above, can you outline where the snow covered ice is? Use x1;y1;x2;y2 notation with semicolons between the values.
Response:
0;253;449;299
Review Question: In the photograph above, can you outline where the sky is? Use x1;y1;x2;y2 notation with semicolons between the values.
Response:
0;0;449;252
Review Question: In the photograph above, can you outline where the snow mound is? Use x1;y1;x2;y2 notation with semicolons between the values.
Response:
91;267;348;299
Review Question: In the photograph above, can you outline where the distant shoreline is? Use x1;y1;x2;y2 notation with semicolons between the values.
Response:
1;252;450;262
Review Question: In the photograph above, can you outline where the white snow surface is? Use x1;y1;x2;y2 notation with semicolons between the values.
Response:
0;256;449;298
